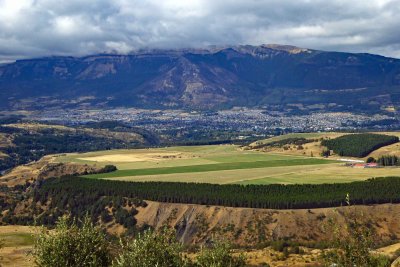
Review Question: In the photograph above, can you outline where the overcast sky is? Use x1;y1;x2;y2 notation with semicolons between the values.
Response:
1;0;400;62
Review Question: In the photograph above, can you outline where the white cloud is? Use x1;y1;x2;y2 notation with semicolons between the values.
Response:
0;0;399;60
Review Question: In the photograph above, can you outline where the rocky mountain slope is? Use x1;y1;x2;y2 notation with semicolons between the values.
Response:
1;44;400;111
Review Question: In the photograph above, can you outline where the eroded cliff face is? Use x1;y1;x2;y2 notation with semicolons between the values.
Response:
136;201;400;246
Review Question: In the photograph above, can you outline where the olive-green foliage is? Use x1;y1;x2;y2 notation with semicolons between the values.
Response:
196;241;246;267
33;215;111;267
112;228;187;267
101;165;118;173
321;195;391;267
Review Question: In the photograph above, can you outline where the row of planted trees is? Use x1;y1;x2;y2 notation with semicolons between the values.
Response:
366;155;400;166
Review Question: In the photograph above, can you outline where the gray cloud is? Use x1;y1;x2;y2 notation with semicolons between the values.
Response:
0;0;400;62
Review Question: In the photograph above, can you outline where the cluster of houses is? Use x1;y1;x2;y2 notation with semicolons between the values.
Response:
339;159;379;168
350;163;379;168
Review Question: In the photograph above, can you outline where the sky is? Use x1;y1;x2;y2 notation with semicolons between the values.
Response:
1;0;400;62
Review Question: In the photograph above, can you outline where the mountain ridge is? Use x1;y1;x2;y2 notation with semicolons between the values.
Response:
1;44;400;111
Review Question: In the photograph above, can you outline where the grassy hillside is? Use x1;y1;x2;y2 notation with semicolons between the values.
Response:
248;132;346;159
0;122;149;172
249;132;400;159
250;132;345;146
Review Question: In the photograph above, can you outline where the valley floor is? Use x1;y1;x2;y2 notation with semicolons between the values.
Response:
56;144;400;184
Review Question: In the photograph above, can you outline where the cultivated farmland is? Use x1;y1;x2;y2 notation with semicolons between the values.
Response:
55;143;400;184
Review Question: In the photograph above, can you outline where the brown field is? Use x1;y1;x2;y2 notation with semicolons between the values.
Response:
78;152;189;163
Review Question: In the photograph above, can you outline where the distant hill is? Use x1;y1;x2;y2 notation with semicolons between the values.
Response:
1;44;400;111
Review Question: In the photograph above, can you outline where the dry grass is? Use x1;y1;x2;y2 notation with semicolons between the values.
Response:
5;122;72;131
58;141;400;184
0;225;37;267
377;242;400;258
250;132;346;146
367;142;400;159
108;163;381;184
78;152;187;163
238;247;321;267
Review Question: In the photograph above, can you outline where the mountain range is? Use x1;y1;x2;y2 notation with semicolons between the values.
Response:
1;44;400;112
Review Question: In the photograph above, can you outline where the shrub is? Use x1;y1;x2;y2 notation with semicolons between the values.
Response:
33;215;111;267
320;149;330;157
321;194;391;267
196;241;246;267
101;165;118;173
112;228;187;267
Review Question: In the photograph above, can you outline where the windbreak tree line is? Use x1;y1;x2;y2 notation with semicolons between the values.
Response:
36;176;400;210
321;133;399;158
377;155;400;166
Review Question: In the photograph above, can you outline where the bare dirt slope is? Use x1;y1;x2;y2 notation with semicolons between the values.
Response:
136;201;400;246
0;155;103;186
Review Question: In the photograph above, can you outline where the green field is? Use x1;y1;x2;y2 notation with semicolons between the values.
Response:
0;226;36;267
85;158;332;178
56;144;398;184
0;232;34;247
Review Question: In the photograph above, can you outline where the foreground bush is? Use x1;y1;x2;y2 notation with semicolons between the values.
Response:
322;195;391;267
196;241;246;267
112;228;188;267
33;215;111;267
32;217;247;267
